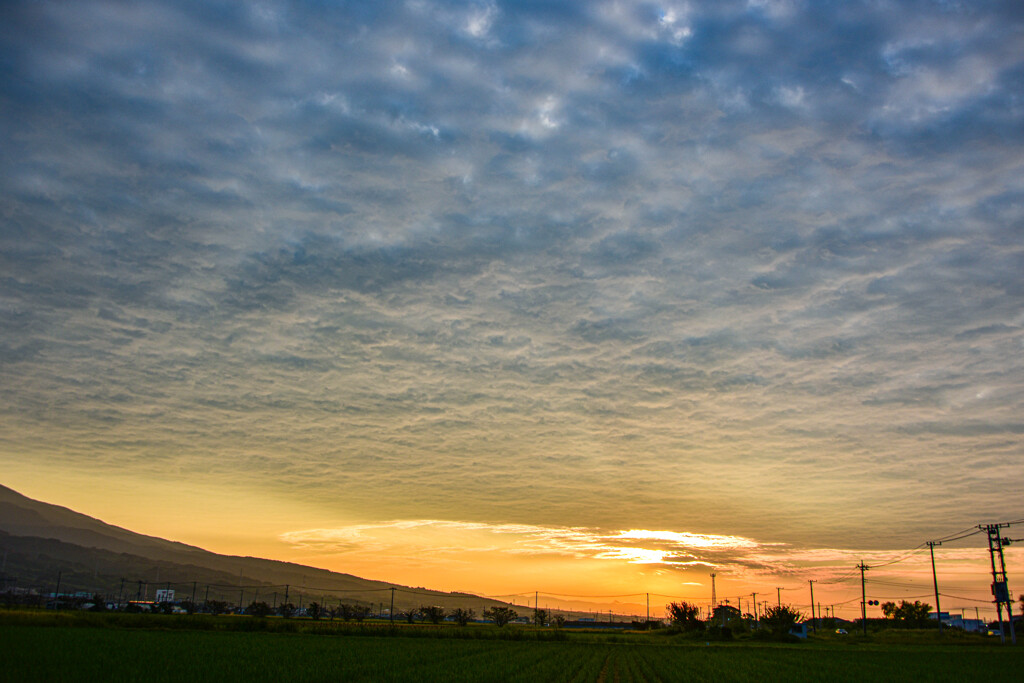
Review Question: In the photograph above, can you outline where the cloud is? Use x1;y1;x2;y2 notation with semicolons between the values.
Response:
281;519;763;568
1;0;1023;564
614;529;758;550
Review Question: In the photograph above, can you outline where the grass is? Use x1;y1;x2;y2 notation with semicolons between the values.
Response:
0;611;1020;682
0;609;571;640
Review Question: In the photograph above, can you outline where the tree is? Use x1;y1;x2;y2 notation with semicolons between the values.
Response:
712;604;740;618
483;606;518;627
204;600;230;615
352;605;372;622
397;608;420;624
87;594;108;612
533;608;549;626
710;604;748;634
904;600;931;626
420;605;446;624
881;600;931;627
276;602;296;618
451;607;475;626
761;605;802;636
666;601;703;631
307;601;323;620
551;614;566;628
247;601;272;617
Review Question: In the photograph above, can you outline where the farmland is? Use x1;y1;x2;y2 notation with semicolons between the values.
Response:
1;613;1021;682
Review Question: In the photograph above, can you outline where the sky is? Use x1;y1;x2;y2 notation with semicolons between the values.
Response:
2;0;1023;619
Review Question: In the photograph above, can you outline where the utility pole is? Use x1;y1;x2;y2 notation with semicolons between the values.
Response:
389;587;395;623
646;593;649;627
191;581;197;607
118;578;125;607
996;532;1016;646
982;523;1017;645
808;580;816;633
284;584;289;606
710;573;717;611
751;593;758;628
858;562;870;636
927;541;942;633
776;586;782;608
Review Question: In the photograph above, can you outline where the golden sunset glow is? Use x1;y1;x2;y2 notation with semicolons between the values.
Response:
2;0;1022;623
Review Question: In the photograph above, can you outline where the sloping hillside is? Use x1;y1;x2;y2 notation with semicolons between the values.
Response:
0;485;505;611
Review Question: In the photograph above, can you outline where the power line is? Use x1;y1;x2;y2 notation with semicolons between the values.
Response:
934;528;984;544
831;594;868;606
868;579;930;588
939;592;992;604
867;545;927;568
538;591;646;599
488;591;646;599
934;525;983;541
817;568;861;585
20;516;1024;621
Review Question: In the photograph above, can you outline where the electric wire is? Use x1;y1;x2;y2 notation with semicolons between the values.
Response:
934;528;984;544
940;592;996;604
38;516;1024;619
866;544;928;568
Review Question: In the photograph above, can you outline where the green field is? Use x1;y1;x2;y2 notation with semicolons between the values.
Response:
1;615;1021;682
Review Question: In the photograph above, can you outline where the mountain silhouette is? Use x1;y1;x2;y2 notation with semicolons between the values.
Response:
0;484;505;611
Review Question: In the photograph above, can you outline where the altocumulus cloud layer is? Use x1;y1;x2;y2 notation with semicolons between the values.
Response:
2;1;1023;555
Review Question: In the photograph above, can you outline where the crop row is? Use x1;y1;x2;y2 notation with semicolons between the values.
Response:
2;624;1021;682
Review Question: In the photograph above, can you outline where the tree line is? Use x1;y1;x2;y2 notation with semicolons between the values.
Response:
664;598;958;639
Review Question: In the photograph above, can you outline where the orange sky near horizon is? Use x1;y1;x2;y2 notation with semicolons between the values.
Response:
7;468;1018;621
